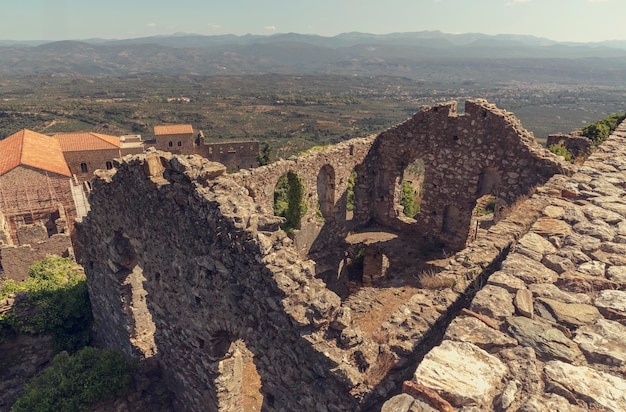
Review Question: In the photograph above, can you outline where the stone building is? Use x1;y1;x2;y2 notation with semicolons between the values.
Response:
0;129;76;280
153;124;195;155
54;132;122;184
200;141;260;171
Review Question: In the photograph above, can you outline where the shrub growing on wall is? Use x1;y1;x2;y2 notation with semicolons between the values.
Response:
581;112;626;146
11;347;135;412
0;256;92;351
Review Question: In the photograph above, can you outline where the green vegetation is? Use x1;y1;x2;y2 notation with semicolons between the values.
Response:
0;256;92;351
256;142;272;166
475;196;497;216
581;112;626;146
346;171;356;212
548;144;574;163
11;347;135;412
274;172;308;234
401;181;419;218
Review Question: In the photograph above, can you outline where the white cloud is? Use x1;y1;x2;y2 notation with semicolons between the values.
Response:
207;24;221;31
264;25;277;32
146;22;157;28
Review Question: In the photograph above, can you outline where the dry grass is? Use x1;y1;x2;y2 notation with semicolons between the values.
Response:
364;352;396;386
418;269;452;290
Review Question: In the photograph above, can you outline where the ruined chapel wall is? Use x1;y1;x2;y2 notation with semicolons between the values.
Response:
361;99;568;250
78;152;366;411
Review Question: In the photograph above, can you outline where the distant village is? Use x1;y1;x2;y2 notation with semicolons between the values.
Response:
0;125;259;280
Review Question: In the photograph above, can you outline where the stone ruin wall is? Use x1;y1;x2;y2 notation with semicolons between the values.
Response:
77;100;580;411
360;99;567;250
77;153;367;411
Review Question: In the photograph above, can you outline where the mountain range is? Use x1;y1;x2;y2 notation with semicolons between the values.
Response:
1;31;626;83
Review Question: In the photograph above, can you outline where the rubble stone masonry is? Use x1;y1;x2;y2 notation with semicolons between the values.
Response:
79;100;624;411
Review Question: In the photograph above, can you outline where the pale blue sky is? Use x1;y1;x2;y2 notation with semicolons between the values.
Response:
2;0;624;42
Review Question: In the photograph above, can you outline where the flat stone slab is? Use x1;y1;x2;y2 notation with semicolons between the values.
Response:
501;254;558;284
574;319;626;367
544;360;626;412
470;285;514;320
413;340;508;407
531;218;572;237
506;316;583;363
528;283;591;304
595;290;626;313
444;316;517;350
535;298;601;327
515;232;557;262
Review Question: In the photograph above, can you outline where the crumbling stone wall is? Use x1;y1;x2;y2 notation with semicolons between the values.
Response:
232;138;373;255
547;132;593;160
358;99;569;250
78;152;370;411
77;100;576;411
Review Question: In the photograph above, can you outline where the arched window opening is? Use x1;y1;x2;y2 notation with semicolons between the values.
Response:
395;159;424;220
273;171;307;234
317;165;335;221
168;141;173;147
177;141;182;147
80;163;88;173
105;161;113;170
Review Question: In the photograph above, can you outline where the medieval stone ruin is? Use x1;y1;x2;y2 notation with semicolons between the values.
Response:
77;99;626;411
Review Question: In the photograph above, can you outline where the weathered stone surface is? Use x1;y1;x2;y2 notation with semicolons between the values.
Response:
381;394;418;412
487;271;527;292
469;285;514;320
515;232;557;261
518;394;586;412
501;253;559;284
507;317;583;362
556;246;591;264
574;319;626;366
556;271;619;294
543;205;565;219
581;203;623;224
497;380;518;410
573;220;615;241
562;234;601;253
577;260;606;277
535;298;601;327
595;290;626;313
544;360;626;412
515;289;534;319
541;253;575;274
607;266;626;284
444;316;517;350
413;340;508;407
528;283;592;304
531;218;572;237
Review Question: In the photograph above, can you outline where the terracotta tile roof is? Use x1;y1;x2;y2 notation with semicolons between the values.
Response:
0;129;71;176
54;132;120;152
154;124;193;136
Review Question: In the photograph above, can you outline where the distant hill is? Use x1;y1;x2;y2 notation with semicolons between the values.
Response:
1;31;626;84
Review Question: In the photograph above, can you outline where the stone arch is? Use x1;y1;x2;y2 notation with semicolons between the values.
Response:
317;164;335;220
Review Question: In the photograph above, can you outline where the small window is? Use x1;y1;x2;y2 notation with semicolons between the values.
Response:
208;147;213;154
168;141;173;147
80;163;88;173
177;141;182;147
105;161;113;170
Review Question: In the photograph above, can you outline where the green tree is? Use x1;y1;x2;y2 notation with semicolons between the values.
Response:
256;142;272;166
274;172;307;234
401;181;419;218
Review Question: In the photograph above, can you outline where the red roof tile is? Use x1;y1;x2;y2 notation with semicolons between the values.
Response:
154;124;193;136
54;132;120;152
0;129;71;176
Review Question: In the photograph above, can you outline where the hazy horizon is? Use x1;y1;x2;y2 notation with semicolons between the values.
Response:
2;0;625;43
